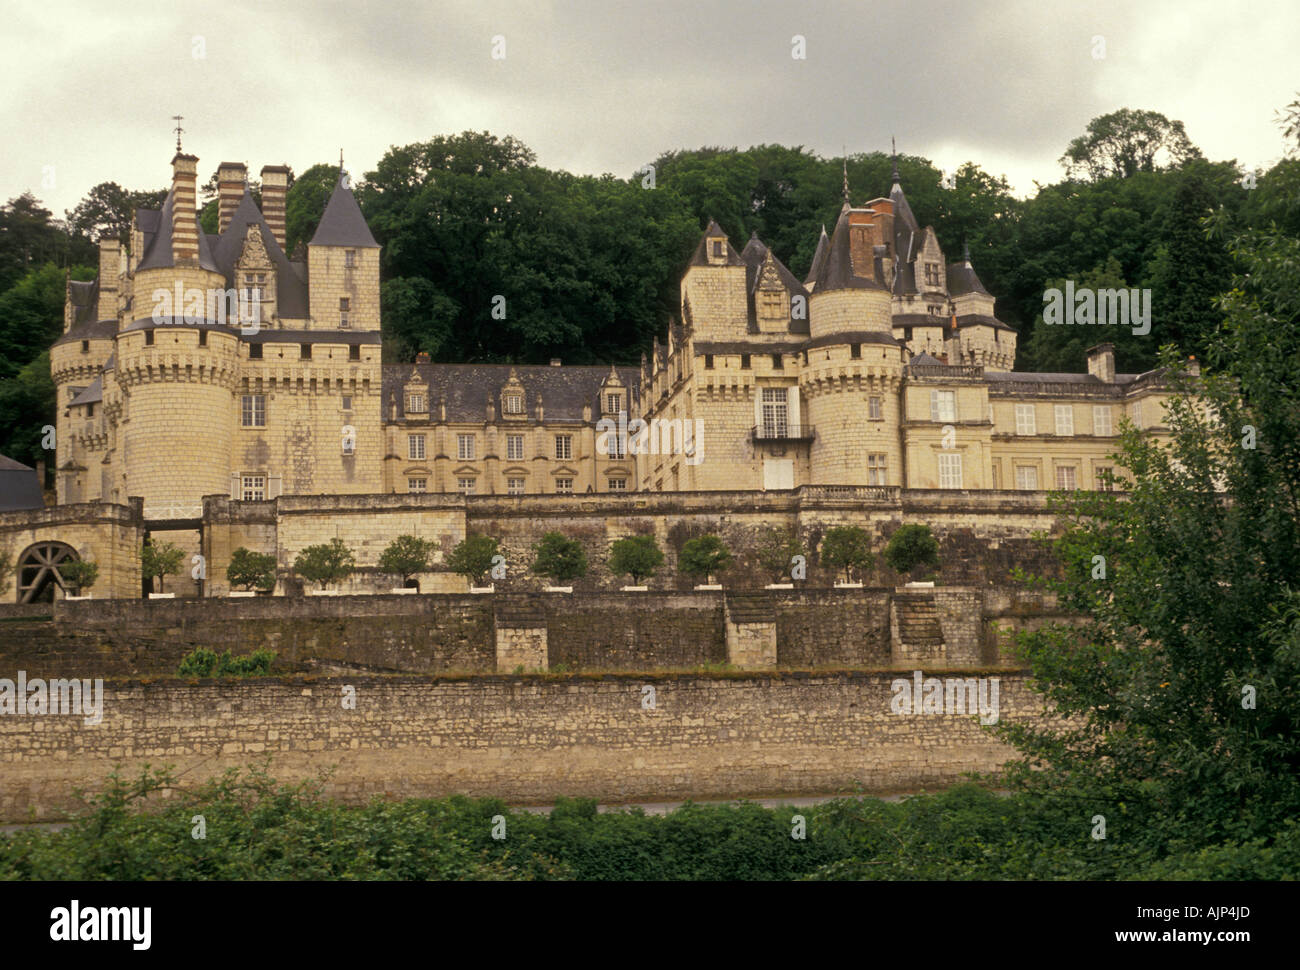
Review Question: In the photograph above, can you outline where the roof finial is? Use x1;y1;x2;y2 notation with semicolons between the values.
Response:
891;136;899;184
842;147;850;206
962;238;971;264
172;115;184;152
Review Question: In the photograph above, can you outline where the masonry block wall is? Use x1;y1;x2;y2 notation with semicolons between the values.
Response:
0;672;1052;823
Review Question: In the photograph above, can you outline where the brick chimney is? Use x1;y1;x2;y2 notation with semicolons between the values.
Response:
217;162;247;233
1086;343;1115;383
170;153;200;265
260;165;290;249
96;237;120;322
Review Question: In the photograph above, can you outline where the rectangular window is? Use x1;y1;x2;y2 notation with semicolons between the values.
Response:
1093;405;1113;436
930;389;956;423
1015;465;1038;490
505;394;523;414
1055;466;1078;490
301;343;312;360
407;394;426;414
555;478;573;494
1054;405;1074;436
607;432;626;460
507;434;524;461
761;386;789;438
145;330;154;346
457;477;475;495
606;394;619;413
198;330;207;347
938;452;962;489
925;262;940;286
349;344;360;361
407;477;427;493
1015;404;1036;435
408;434;425;460
851;343;861;359
457;434;475;460
507;477;525;495
340;312;349;329
771;354;783;370
741;354;751;369
1095;466;1114;491
341;395;352;411
345;250;356;268
340;297;350;312
1132;402;1143;429
241;475;266;501
81;340;89;353
342;434;355;455
249;343;263;359
704;355;714;369
608;478;627;491
712;241;722;258
555;435;572;460
241;394;266;427
867;454;887;486
868;396;883;420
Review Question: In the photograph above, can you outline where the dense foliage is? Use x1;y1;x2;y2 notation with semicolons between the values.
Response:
819;526;873;583
177;648;276;678
678;534;731;581
608;535;664;584
882;524;941;580
226;548;278;592
292;538;356;590
445;534;500;586
530;531;587;584
377;534;438;587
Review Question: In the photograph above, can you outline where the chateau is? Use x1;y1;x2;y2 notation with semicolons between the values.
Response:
52;149;1172;518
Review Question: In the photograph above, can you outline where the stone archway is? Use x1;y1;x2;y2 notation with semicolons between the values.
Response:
16;541;78;603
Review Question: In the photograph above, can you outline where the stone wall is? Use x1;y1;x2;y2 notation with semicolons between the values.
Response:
0;671;1049;822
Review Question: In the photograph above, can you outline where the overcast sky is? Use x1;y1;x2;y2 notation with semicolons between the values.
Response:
3;0;1296;218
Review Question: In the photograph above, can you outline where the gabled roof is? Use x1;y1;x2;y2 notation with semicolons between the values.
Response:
0;455;43;511
135;187;220;273
212;190;309;318
687;219;746;267
309;174;379;248
908;352;944;366
69;376;103;407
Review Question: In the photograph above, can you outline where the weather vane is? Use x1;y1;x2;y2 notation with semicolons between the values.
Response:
172;115;184;152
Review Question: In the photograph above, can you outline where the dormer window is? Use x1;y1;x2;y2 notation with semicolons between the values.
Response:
712;240;723;258
407;393;426;414
606;393;620;413
505;393;523;414
924;263;940;287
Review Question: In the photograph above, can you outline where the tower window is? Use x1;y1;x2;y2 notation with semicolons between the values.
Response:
81;340;89;353
771;354;783;370
704;355;714;369
341;395;352;411
851;343;861;359
505;393;523;414
345;250;356;268
712;241;722;257
301;343;312;360
741;354;751;369
867;454;887;485
198;330;207;347
349;344;360;361
145;330;154;346
241;395;266;428
868;396;883;420
241;475;266;501
248;343;263;359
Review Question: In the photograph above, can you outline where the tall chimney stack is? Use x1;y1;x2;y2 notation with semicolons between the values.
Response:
217;162;247;233
1086;343;1115;383
260;165;290;250
96;237;120;322
170;153;200;265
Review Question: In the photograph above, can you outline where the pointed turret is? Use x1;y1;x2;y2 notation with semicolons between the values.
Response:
805;225;830;288
310;173;379;248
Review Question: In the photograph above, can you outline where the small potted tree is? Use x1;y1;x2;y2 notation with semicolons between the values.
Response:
142;541;184;598
883;524;942;586
609;534;664;590
679;534;731;590
447;534;501;592
821;526;873;587
757;527;803;589
378;534;437;593
227;548;277;596
293;538;356;595
60;559;99;600
532;532;587;591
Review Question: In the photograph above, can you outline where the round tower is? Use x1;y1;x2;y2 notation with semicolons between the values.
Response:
802;206;905;486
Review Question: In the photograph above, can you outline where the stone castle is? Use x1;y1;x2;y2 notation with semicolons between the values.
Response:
51;148;1173;518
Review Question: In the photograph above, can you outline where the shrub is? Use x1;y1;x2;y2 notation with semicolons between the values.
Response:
820;526;873;583
446;534;500;587
227;548;277;592
141;541;184;594
178;647;276;678
756;527;803;583
59;558;99;595
378;535;438;588
609;535;665;585
678;534;731;583
293;538;356;590
532;532;587;585
883;524;941;580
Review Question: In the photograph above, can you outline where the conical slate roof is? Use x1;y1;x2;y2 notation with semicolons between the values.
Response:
136;187;220;272
810;209;884;292
804;225;829;285
946;241;991;297
309;173;379;248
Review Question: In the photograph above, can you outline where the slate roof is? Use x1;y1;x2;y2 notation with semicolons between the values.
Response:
805;330;901;351
309;174;379;248
687;220;747;267
947;255;992;297
737;234;811;335
0;455;44;511
810;209;885;292
52;280;119;347
69;376;103;406
804;225;829;285
136;187;221;273
954;313;1016;333
383;363;640;423
212;190;309;318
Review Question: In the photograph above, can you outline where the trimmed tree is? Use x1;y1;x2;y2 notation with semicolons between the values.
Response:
820;526;873;584
883;524;941;581
679;534;732;585
609;535;665;585
60;558;99;596
378;535;438;590
446;534;501;587
141;541;184;594
532;532;587;586
227;548;277;592
293;538;356;591
757;527;804;583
